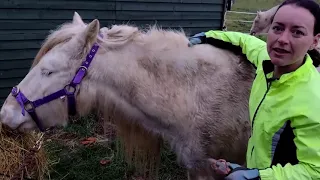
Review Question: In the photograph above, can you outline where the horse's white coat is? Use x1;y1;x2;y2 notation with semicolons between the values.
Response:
0;12;256;179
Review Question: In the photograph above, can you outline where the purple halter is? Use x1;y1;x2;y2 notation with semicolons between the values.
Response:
10;34;102;132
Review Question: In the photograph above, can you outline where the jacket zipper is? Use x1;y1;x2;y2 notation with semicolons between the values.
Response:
250;80;272;160
251;81;272;132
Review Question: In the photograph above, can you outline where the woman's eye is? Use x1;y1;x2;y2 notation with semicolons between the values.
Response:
293;30;305;36
272;26;282;32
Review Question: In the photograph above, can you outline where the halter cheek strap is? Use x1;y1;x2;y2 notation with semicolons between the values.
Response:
11;34;102;132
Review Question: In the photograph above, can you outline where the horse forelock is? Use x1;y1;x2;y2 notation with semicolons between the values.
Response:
31;22;86;68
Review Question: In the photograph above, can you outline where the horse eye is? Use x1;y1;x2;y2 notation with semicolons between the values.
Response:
41;69;53;76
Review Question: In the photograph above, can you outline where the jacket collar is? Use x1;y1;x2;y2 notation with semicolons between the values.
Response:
262;54;314;85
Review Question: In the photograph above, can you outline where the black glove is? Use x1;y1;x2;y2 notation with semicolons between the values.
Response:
225;163;260;180
188;32;206;47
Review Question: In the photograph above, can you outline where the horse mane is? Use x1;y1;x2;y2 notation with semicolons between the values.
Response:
99;24;189;53
32;20;246;71
100;25;140;48
101;24;249;66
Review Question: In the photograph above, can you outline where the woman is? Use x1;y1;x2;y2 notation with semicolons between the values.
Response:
188;0;320;179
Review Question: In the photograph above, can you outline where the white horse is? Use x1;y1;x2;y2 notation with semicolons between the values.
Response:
0;12;255;180
249;5;280;35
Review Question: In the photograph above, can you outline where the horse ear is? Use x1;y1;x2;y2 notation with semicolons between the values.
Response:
256;11;261;18
80;19;100;47
73;12;84;25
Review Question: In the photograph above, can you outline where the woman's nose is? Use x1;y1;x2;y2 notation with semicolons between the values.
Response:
277;31;290;44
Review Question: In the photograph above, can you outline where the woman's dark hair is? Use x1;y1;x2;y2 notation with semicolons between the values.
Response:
271;0;320;67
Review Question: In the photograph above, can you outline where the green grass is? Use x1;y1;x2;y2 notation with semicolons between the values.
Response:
43;114;133;180
42;0;320;179
45;139;130;180
43;114;186;180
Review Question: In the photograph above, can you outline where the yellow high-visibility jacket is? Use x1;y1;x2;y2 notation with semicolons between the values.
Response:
204;30;320;180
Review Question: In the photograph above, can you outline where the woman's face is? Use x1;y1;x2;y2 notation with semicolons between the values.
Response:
267;4;320;67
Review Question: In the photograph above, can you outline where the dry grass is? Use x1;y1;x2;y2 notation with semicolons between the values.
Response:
0;123;49;180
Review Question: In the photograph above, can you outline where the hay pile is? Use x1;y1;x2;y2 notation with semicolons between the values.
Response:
0;123;48;180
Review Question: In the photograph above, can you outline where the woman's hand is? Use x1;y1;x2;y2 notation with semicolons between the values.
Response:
188;32;206;47
208;158;260;180
224;162;260;180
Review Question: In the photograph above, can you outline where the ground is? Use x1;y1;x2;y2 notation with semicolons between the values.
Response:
43;114;187;180
42;0;319;179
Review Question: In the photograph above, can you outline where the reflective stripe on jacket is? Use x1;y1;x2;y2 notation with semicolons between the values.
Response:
204;30;320;180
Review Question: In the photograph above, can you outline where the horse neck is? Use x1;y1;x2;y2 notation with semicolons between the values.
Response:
78;39;195;137
78;42;151;117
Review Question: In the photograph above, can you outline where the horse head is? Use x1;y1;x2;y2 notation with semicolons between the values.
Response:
0;12;102;132
0;11;191;133
249;5;280;35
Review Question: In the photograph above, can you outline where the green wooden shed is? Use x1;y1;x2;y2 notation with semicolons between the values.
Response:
0;0;228;105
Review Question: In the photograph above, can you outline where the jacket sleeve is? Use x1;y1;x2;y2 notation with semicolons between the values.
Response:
258;113;320;180
204;30;269;69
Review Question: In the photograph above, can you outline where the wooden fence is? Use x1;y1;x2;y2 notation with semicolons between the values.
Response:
223;10;256;33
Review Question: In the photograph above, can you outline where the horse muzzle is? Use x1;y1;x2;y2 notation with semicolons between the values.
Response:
0;96;28;131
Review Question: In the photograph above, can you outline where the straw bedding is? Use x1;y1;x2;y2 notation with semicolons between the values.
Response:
0;123;48;180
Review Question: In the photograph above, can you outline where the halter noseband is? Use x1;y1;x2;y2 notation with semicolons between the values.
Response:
11;34;102;132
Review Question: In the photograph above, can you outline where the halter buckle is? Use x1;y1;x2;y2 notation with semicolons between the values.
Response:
79;66;88;72
24;101;35;112
11;86;20;97
64;84;76;95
